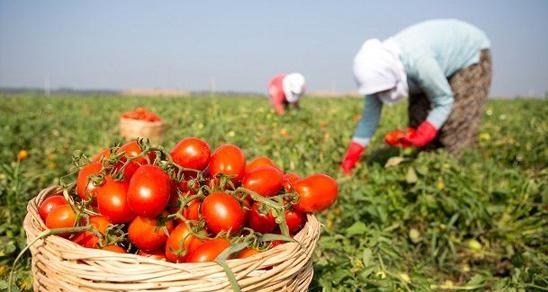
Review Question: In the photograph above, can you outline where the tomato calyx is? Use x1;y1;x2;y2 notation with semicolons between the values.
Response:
232;187;290;236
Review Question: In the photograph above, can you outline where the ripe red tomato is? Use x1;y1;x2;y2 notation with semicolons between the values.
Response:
245;156;279;174
201;192;245;234
117;141;155;179
128;215;174;251
45;205;77;237
384;128;415;148
91;148;111;163
237;247;260;259
208;144;246;183
165;223;200;263
138;248;166;260
73;216;111;248
247;202;277;233
282;172;301;193
127;165;171;217
186;238;231;263
101;245;126;253
285;210;306;234
119;141;150;165
270;240;284;248
76;163;102;200
39;195;68;221
170;137;211;171
384;130;405;146
242;166;283;197
294;174;338;213
183;199;201;221
95;176;135;224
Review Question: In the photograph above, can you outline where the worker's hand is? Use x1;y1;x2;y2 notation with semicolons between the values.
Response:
340;142;365;175
400;121;438;147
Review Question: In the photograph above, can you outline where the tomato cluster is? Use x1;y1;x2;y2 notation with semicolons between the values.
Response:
39;138;338;263
121;107;161;122
384;128;416;148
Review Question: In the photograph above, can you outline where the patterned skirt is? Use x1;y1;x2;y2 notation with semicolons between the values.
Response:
408;49;492;154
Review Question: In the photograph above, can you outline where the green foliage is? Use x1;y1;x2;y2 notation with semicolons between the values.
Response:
0;94;546;291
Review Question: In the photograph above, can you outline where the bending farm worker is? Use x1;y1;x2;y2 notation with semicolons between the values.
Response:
267;73;306;115
341;19;492;175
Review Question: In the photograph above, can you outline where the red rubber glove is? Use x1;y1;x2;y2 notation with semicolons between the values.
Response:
340;141;365;175
401;121;438;147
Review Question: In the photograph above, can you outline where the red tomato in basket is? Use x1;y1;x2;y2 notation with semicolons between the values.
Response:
76;162;102;200
208;144;246;183
170;137;211;171
183;199;202;221
285;209;306;234
117;141;155;179
45;205;77;237
294;174;338;213
245;156;279;174
102;245;126;253
185;238;231;263
237;247;260;259
73;216;111;248
96;176;135;224
128;215;174;251
282;173;301;193
247;202;277;233
138;248;166;260
201;192;245;234
127;165;171;217
165;223;202;263
242;166;283;197
39;195;68;221
91;148;111;163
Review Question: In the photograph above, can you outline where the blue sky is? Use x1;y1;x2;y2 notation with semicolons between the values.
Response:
1;0;547;97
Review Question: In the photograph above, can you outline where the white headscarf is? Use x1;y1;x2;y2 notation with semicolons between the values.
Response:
283;73;306;103
353;38;408;104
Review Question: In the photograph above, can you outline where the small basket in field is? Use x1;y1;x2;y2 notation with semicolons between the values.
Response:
24;186;321;292
118;118;164;143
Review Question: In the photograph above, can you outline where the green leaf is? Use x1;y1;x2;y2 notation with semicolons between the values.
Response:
385;156;405;168
346;221;367;236
214;259;241;292
362;248;373;267
405;167;418;184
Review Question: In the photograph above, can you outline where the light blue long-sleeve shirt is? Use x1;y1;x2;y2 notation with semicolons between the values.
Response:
353;19;491;145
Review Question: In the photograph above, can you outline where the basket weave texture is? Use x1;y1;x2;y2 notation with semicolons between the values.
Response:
24;186;321;292
119;118;164;143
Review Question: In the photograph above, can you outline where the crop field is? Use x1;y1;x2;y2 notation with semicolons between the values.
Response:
0;94;546;291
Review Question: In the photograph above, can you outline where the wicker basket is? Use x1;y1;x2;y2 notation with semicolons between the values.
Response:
118;118;164;143
24;186;321;291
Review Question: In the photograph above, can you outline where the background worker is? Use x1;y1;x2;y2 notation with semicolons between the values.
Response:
267;73;306;115
340;19;492;174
